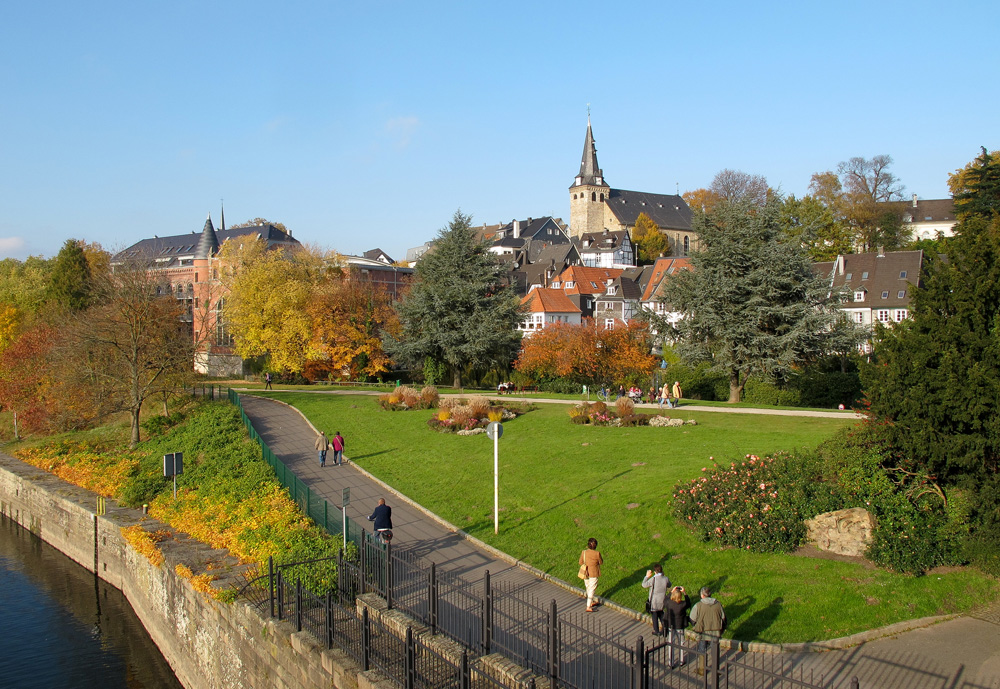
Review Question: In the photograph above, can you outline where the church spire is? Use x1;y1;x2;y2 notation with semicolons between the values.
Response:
573;116;607;188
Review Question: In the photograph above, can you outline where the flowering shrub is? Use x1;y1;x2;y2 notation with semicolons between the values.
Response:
673;452;840;553
420;386;440;406
427;400;535;434
614;396;634;417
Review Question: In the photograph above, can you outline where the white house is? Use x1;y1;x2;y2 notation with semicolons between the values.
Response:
517;288;582;336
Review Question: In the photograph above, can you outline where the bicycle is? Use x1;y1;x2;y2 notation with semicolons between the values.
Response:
596;387;611;402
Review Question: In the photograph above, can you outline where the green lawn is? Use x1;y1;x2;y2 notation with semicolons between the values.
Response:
257;392;1000;643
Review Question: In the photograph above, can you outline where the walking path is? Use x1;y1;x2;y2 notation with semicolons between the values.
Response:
238;392;1000;689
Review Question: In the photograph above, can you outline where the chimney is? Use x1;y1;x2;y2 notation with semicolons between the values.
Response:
513;220;521;239
912;194;918;208
877;246;885;258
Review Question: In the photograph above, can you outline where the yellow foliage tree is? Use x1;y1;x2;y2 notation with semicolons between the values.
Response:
217;239;329;373
0;304;22;355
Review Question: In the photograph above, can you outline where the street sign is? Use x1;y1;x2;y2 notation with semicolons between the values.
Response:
486;421;504;440
163;452;184;499
342;487;350;507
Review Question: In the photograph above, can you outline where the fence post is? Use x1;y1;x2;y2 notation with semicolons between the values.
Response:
268;556;275;619
276;571;284;621
482;570;492;655
548;599;558;687
360;529;367;595
385;539;394;610
429;562;438;635
405;626;415;689
326;589;333;649
460;650;470;689
296;579;303;632
362;607;371;671
635;636;645;689
324;500;328;532
709;638;720;689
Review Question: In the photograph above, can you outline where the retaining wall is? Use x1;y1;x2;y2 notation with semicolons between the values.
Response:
0;451;375;689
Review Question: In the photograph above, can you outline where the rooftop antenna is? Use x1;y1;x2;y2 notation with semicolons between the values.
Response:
676;182;679;195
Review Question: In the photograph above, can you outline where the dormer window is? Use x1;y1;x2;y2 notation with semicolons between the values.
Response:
862;271;869;280
552;281;561;288
854;290;866;302
565;281;575;288
881;291;889;299
898;290;906;298
607;286;617;296
899;270;907;279
845;272;853;280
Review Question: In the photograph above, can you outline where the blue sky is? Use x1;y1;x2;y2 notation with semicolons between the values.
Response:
2;1;997;261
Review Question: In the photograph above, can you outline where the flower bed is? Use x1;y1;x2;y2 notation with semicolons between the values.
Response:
427;396;534;433
567;400;695;428
378;385;439;411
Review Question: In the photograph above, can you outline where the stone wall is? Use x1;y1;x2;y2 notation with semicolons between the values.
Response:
0;451;370;689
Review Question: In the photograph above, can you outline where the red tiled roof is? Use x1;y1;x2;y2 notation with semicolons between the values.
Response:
555;266;623;295
640;257;693;301
521;288;581;314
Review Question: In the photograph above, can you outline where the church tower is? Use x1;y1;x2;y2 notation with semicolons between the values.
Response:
569;117;611;238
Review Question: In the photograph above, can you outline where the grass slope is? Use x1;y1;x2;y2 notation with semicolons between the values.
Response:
266;391;1000;643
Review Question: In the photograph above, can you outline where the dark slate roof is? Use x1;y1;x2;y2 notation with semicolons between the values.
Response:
606;189;692;232
899;198;956;224
195;215;219;259
114;219;300;264
571;119;608;189
576;229;630;253
363;248;395;264
493;216;570;243
820;250;923;309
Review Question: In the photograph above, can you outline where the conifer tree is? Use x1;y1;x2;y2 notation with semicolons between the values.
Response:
862;148;1000;545
656;194;841;402
385;210;523;388
45;239;93;311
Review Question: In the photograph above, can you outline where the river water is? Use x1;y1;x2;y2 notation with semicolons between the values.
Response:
0;514;183;689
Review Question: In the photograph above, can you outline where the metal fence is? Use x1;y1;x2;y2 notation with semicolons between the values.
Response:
225;388;858;689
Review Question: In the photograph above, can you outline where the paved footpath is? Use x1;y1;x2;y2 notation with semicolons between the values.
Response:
239;392;1000;689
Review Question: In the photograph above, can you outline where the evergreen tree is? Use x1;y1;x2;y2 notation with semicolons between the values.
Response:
45;239;93;311
385;211;524;388
862;149;1000;544
656;195;841;402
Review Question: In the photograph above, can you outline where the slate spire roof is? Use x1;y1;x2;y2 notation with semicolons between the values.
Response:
194;213;220;259
573;117;608;189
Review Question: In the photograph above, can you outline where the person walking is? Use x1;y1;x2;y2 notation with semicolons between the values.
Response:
314;431;330;467
660;383;671;408
689;586;726;675
671;381;683;408
641;564;671;636
367;498;393;541
665;585;689;668
579;537;603;612
332;431;345;466
264;372;273;390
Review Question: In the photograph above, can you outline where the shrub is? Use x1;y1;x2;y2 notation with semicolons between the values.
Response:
590;401;607;415
142;411;185;437
420;386;440;407
537;379;586;395
673;451;841;553
451;405;474;427
487;409;504;423
571;415;590;425
619;414;652;427
614;396;634;417
467;396;490;419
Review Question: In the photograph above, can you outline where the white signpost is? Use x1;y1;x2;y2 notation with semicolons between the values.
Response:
342;487;350;551
163;452;184;499
486;421;504;535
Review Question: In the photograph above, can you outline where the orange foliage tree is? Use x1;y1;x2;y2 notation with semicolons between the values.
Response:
306;276;401;381
0;323;56;437
514;319;656;386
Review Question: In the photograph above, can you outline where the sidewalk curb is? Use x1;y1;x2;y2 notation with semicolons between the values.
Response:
240;392;955;654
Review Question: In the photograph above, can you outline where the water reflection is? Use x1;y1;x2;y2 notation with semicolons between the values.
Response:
0;513;183;689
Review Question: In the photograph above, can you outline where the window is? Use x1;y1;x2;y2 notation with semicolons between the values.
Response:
877;310;890;323
605;319;615;330
599;193;605;202
894;309;908;322
899;270;907;279
591;192;596;201
881;291;889;299
854;291;865;302
215;299;233;346
607;286;617;295
683;236;690;255
552;281;561;288
862;271;869;280
565;281;575;288
845;272;852;280
897;290;906;299
855;312;864;324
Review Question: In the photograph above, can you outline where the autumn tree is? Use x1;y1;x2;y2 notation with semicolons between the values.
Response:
45;239;93;311
862;149;1000;551
710;169;770;206
0;256;52;314
682;188;721;214
631;212;670;264
307;276;400;381
0;323;56;438
384;210;523;388
514;320;656;386
51;259;194;446
780;194;854;261
230;217;290;234
655;193;841;403
217;238;329;373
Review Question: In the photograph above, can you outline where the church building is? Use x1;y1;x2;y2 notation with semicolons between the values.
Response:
568;119;697;256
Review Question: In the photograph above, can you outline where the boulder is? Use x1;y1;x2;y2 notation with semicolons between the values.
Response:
804;507;875;557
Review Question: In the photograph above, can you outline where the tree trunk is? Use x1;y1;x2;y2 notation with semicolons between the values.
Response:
162;391;169;417
452;367;462;390
130;407;141;448
728;371;744;404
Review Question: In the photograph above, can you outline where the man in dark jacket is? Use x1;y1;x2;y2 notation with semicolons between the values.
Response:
367;498;393;541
